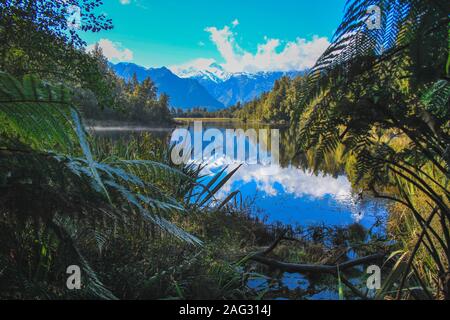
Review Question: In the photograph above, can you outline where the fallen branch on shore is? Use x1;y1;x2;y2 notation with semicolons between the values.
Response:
250;253;385;275
249;231;385;275
246;231;385;299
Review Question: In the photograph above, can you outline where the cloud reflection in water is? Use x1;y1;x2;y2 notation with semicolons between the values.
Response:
202;156;386;228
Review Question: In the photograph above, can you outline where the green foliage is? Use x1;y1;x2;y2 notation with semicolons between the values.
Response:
293;0;450;299
0;72;76;152
235;76;305;123
173;103;244;119
337;266;345;300
80;52;173;124
0;71;203;298
0;1;114;106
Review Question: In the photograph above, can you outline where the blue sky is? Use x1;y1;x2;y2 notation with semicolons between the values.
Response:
83;0;347;72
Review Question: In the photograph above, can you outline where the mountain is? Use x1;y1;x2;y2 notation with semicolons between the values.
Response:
171;62;231;84
202;71;303;107
111;62;306;111
111;63;224;111
171;62;304;107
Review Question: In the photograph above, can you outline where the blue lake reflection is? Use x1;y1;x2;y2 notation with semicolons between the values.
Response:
176;120;389;229
92;121;388;230
206;162;387;228
92;121;389;300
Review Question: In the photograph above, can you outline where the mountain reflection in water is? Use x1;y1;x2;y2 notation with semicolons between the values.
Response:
92;120;388;229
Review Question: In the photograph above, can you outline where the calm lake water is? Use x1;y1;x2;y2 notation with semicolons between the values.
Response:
92;120;388;230
91;120;389;300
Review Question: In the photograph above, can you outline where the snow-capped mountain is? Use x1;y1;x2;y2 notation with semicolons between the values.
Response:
171;61;231;83
171;61;306;107
111;62;224;110
207;70;304;107
111;61;307;110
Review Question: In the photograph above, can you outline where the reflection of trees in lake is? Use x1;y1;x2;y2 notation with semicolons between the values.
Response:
92;122;353;183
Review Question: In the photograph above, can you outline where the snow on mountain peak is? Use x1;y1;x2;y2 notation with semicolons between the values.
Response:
170;59;231;83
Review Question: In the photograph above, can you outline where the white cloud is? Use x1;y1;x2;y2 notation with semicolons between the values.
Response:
118;0;149;9
173;58;217;71
207;162;353;201
203;160;382;225
194;152;352;201
87;38;134;62
203;22;329;73
231;19;239;27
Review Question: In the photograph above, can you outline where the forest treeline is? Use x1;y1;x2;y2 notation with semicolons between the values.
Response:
81;45;172;124
181;76;305;123
233;76;304;124
173;75;304;123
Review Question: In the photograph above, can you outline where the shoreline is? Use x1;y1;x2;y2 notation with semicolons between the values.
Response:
175;117;291;127
85;118;291;130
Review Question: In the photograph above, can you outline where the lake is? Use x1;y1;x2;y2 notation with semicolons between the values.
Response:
91;120;388;231
91;120;389;300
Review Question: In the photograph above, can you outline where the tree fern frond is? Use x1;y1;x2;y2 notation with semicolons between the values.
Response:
0;71;202;243
0;72;77;153
71;109;111;201
104;180;202;245
51;218;118;300
112;159;192;185
421;79;450;120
